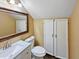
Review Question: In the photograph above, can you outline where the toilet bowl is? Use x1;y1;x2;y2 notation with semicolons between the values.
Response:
25;36;46;59
32;46;46;57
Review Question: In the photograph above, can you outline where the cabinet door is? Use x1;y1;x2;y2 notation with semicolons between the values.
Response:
44;19;54;55
55;19;68;59
15;47;31;59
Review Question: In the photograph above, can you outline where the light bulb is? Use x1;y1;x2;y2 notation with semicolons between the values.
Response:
9;0;15;4
18;3;22;7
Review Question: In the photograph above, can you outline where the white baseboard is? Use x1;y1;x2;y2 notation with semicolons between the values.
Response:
46;51;67;59
56;56;67;59
46;51;53;56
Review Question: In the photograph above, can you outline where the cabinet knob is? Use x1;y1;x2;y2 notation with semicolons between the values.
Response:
55;34;57;38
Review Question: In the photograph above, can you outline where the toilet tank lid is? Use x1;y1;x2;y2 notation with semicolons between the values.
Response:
25;36;35;42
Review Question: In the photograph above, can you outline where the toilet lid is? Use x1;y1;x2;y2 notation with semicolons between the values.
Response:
32;46;46;54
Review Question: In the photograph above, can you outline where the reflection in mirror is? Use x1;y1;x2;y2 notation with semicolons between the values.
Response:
10;12;27;33
0;7;28;40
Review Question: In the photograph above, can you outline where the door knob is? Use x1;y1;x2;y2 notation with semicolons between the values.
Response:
55;34;57;38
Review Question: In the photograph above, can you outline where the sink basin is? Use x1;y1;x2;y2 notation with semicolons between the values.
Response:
0;40;31;59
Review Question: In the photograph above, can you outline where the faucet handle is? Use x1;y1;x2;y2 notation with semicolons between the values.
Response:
5;42;8;49
7;42;11;48
3;41;11;50
3;42;7;50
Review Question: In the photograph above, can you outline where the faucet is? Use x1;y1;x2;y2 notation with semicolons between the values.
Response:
3;42;11;50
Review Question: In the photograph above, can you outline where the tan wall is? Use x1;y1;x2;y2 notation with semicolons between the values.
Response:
69;0;79;59
34;19;44;46
0;11;16;37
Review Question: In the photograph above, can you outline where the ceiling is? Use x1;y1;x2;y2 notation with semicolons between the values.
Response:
19;0;77;19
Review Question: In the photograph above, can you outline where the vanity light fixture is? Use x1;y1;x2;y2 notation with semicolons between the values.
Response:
7;0;22;7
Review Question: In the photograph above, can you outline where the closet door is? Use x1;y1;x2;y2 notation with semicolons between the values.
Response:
55;19;68;59
44;19;54;55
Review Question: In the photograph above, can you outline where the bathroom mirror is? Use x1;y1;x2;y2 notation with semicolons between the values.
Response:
0;7;28;42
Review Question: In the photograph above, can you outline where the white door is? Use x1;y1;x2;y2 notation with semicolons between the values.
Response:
55;19;68;59
44;19;54;55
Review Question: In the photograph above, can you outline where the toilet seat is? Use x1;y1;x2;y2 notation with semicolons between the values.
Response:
31;46;46;57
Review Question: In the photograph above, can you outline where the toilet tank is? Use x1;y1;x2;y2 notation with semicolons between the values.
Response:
25;36;35;49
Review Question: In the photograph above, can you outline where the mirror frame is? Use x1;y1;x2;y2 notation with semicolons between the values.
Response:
0;7;29;42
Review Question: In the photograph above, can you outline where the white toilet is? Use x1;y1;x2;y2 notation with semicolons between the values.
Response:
25;36;46;59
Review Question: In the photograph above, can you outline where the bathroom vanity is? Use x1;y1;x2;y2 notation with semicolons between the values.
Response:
0;40;31;59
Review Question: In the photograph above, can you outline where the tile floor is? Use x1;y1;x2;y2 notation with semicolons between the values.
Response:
44;54;60;59
32;54;60;59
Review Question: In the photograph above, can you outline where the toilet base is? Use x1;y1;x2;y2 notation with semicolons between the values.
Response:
32;55;43;59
